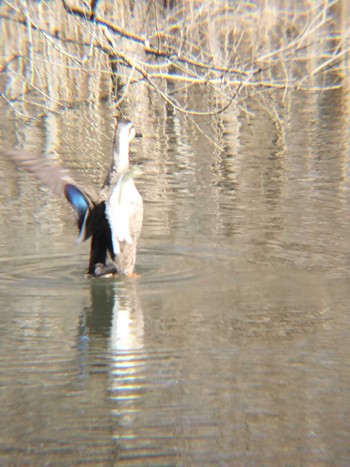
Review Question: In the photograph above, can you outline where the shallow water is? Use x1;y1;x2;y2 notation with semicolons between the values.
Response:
1;88;350;465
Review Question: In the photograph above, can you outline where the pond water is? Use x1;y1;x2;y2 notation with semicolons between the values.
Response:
1;88;350;465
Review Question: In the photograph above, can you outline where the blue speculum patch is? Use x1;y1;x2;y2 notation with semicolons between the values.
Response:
64;184;89;217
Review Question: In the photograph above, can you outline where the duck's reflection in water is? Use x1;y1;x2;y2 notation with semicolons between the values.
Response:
85;279;167;461
109;281;144;352
106;281;147;458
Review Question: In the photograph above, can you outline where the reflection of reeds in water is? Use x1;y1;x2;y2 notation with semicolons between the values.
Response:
1;0;349;121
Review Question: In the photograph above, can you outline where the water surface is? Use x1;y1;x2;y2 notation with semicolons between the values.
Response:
1;89;350;465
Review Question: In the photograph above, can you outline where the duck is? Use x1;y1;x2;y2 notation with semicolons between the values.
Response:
3;119;143;277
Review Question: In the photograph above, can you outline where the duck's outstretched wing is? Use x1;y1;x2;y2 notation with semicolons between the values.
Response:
2;149;98;241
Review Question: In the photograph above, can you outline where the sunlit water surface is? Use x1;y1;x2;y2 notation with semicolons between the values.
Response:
1;89;350;465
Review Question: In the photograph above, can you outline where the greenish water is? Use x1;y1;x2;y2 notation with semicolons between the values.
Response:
1;88;350;465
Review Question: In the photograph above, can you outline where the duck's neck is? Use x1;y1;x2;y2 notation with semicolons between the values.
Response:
103;138;130;191
113;137;130;174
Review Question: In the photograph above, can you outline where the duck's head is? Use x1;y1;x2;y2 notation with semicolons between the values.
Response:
115;119;135;144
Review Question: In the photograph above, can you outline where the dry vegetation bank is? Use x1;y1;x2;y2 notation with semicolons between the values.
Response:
0;0;349;121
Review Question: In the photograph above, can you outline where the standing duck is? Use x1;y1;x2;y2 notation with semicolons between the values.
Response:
3;119;143;277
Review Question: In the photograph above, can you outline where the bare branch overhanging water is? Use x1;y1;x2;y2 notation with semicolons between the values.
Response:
0;0;349;136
